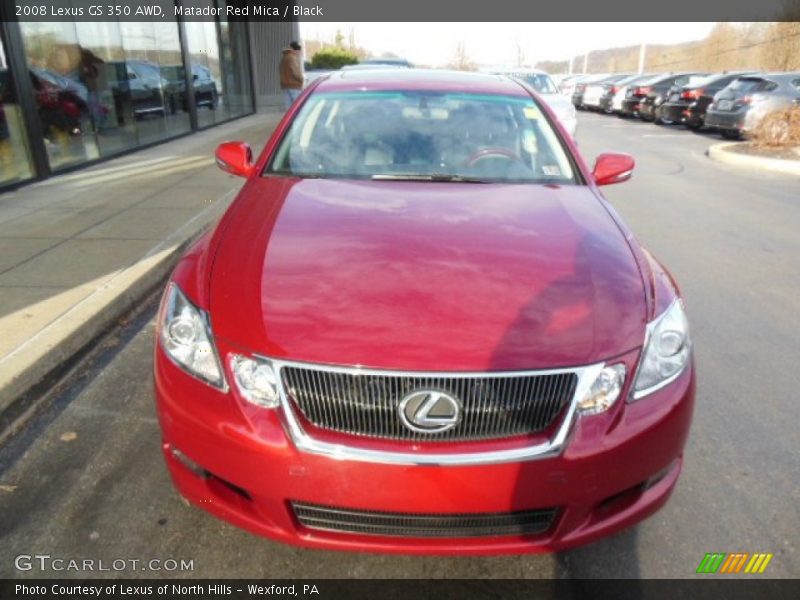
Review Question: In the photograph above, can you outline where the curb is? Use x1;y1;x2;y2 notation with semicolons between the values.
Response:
707;142;800;176
0;189;236;438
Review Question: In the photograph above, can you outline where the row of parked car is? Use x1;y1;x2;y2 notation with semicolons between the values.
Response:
559;70;800;139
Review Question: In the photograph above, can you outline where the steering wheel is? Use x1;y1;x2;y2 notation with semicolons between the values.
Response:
463;147;523;168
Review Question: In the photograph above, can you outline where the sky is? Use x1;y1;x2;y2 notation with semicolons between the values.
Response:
300;22;718;68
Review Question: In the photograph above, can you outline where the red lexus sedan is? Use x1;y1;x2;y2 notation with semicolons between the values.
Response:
154;69;695;554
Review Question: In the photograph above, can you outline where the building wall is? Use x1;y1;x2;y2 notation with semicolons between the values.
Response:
248;21;301;111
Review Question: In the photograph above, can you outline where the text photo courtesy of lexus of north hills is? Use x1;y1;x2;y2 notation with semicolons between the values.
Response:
0;0;798;598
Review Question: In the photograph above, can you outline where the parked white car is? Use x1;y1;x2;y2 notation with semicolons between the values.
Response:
487;68;578;137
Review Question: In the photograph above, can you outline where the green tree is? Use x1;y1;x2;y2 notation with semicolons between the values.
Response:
311;48;359;70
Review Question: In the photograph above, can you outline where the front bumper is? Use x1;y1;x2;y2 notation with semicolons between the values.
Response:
155;345;695;554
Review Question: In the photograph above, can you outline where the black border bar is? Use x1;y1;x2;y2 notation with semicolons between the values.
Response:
5;0;800;22
3;579;800;600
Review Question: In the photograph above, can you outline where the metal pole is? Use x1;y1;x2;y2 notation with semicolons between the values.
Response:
583;52;589;74
568;55;573;75
638;43;647;74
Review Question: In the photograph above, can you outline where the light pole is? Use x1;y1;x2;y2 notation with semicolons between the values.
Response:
638;43;647;74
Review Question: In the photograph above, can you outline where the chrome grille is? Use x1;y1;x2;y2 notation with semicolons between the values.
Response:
280;366;578;442
292;501;558;538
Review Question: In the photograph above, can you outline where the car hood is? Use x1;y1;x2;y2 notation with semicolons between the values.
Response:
209;178;647;371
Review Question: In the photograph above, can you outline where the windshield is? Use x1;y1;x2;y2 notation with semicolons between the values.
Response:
727;78;763;92
267;91;576;184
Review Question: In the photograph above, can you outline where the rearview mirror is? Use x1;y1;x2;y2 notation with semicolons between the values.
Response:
215;141;254;178
592;152;635;186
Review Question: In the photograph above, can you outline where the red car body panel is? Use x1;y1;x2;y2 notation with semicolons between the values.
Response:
154;70;695;553
155;340;694;553
209;178;646;371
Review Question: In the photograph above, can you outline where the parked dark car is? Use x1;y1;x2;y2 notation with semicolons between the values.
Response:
160;63;219;112
600;73;655;114
571;73;610;109
106;60;173;119
635;73;708;121
657;72;760;129
618;73;667;117
705;72;800;139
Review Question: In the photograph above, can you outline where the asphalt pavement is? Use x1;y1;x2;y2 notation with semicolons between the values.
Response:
0;112;798;579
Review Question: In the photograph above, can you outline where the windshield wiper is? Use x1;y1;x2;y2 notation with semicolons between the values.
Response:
370;173;491;183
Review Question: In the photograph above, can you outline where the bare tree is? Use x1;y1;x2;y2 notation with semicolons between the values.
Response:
759;21;800;71
515;41;526;67
449;42;476;71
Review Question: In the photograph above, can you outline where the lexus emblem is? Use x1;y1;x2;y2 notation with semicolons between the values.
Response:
399;390;461;434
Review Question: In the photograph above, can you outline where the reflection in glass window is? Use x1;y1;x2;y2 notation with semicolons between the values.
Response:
19;21;101;170
19;18;192;172
184;19;222;129
15;8;251;176
119;21;191;145
218;17;253;119
184;1;252;127
0;35;34;186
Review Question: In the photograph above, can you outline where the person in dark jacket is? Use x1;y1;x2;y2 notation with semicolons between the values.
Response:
279;41;303;109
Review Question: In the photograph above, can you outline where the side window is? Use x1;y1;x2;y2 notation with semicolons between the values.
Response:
792;79;800;93
674;76;688;86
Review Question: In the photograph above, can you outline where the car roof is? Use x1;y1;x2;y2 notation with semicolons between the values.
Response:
601;73;634;82
763;72;800;81
618;73;651;84
650;72;707;83
487;67;548;75
696;71;761;85
315;68;530;96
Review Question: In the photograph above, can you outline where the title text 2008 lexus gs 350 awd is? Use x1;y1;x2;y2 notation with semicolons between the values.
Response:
154;69;695;554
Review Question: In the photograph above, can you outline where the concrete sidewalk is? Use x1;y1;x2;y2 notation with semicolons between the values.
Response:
0;112;282;430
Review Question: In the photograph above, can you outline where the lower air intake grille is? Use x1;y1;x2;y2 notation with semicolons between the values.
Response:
291;501;558;538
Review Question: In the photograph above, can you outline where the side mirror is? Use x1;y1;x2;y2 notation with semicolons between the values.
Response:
215;141;254;178
592;152;635;186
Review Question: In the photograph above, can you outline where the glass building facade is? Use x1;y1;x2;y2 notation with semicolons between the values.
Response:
0;1;258;190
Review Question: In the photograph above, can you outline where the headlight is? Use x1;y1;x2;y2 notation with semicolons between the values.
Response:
160;283;225;389
230;355;280;408
578;364;626;415
631;299;691;399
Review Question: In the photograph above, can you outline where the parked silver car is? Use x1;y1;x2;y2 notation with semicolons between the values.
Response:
705;72;800;139
489;68;578;136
